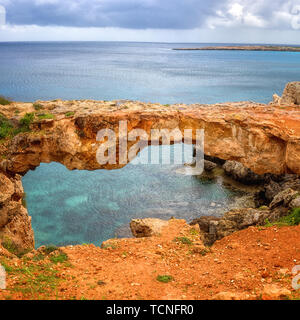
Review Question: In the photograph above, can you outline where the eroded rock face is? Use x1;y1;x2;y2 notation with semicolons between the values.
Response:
0;172;34;250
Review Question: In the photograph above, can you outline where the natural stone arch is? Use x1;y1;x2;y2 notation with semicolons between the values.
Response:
1;98;300;251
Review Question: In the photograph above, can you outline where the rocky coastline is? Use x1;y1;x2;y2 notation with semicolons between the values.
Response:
0;81;300;251
173;45;300;52
0;82;300;300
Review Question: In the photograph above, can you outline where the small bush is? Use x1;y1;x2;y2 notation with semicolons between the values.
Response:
43;245;58;255
157;275;173;283
0;96;12;106
50;252;68;264
65;111;75;117
33;103;44;111
37;113;54;120
173;237;193;245
265;207;300;227
19;113;34;131
0;114;13;139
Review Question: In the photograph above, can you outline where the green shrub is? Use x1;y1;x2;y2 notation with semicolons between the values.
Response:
33;103;44;111
173;237;193;245
0;112;35;139
265;207;300;227
43;245;58;255
37;113;54;120
50;252;68;264
19;113;34;131
156;275;173;283
65;111;75;117
0;114;13;139
0;96;12;105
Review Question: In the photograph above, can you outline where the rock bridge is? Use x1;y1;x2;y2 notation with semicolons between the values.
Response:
1;91;300;250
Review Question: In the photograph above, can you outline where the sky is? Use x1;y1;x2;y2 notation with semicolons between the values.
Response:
0;0;300;43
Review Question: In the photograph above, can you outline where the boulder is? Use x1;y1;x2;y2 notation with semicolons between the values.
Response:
223;161;265;185
204;160;217;171
269;188;299;209
289;195;300;209
280;82;300;105
130;218;169;238
262;284;291;300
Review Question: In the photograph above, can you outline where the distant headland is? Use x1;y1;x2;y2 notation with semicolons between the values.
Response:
173;45;300;52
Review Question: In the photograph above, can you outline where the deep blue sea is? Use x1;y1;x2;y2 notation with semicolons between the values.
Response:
1;42;299;247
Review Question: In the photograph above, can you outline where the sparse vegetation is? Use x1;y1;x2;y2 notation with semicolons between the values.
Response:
189;228;199;236
0;114;14;139
37;113;54;120
173;237;193;245
19;112;35;132
102;243;117;250
265;207;300;227
0;112;36;139
65;111;75;117
156;275;173;283
43;245;58;255
1;238;31;258
32;253;45;262
50;252;68;264
33;103;44;111
0;95;12;105
0;257;63;299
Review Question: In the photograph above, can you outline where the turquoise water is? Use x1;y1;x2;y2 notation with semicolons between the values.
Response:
22;145;238;248
2;41;299;247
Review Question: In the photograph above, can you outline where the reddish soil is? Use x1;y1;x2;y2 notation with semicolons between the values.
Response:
0;220;299;300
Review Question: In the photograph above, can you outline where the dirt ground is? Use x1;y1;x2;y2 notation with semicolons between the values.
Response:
0;219;299;300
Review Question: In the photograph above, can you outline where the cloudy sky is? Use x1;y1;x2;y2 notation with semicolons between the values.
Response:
0;0;300;43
